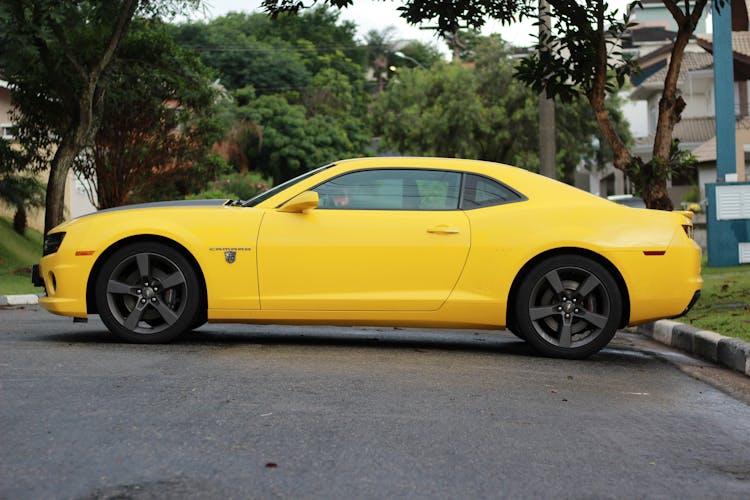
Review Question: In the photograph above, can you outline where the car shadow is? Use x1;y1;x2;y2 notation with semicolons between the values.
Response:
35;320;645;362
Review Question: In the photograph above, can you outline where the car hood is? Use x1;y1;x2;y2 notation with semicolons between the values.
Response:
76;199;230;220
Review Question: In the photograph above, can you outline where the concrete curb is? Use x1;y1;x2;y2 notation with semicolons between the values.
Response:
0;294;40;306
638;320;750;377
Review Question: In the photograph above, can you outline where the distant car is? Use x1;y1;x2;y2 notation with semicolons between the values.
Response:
34;158;702;359
607;194;647;208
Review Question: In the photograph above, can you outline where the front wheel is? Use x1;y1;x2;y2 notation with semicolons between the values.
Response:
95;242;203;343
514;255;622;359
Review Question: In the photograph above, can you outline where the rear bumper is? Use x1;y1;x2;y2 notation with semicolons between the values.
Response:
671;290;701;319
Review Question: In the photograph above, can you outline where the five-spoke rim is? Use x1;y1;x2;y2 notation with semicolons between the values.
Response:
527;266;611;348
105;252;188;334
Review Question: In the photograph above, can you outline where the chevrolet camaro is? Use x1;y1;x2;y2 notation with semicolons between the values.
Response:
33;157;702;358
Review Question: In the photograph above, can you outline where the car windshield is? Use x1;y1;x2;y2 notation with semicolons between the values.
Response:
242;164;334;207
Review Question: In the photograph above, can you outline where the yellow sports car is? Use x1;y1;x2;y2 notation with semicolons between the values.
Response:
33;157;702;358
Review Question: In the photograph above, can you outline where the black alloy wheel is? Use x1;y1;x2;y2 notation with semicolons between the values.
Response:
95;242;202;343
515;255;622;359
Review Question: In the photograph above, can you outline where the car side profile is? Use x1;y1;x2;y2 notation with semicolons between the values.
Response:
34;157;702;358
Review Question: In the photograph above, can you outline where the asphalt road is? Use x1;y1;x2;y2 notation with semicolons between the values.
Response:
2;306;750;499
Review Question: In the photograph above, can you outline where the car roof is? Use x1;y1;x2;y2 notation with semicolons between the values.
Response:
256;157;613;210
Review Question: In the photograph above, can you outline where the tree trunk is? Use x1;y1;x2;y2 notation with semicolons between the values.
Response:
44;134;80;233
652;32;690;163
642;176;672;211
12;203;27;235
41;0;138;233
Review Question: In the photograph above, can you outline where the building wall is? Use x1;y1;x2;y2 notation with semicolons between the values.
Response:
1;86;13;137
0;169;97;233
1;82;97;232
632;5;709;34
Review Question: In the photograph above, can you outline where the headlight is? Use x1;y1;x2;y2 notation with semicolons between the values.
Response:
43;232;66;256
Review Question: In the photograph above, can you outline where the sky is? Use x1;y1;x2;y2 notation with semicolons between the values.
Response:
191;0;635;52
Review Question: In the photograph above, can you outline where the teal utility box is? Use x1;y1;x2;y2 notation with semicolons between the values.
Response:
706;182;750;267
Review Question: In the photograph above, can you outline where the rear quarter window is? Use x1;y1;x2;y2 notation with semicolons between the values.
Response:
461;174;524;209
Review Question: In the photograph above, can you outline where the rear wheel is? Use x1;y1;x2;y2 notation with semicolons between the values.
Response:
95;242;202;343
514;255;622;359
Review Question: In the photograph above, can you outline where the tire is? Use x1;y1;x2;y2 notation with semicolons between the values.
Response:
190;312;208;331
95;242;203;343
514;255;622;359
506;326;526;340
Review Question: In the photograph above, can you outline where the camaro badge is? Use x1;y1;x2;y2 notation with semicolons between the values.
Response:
209;247;252;264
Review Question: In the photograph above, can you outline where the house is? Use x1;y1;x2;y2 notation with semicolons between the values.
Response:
620;1;750;207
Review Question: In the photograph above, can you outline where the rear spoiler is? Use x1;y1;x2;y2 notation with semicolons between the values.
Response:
676;210;694;221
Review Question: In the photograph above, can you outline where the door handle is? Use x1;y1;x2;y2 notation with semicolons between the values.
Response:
427;225;460;234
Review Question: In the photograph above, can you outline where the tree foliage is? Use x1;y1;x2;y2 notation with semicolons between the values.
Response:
516;0;713;209
174;7;373;183
72;19;224;209
231;87;369;182
0;0;199;232
264;0;718;210
372;36;630;182
171;7;366;92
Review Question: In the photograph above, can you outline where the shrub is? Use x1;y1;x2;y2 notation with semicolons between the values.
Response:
186;171;272;201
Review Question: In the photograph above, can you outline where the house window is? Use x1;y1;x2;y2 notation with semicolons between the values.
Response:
1;123;15;139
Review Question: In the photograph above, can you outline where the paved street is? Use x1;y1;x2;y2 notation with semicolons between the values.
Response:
1;306;749;499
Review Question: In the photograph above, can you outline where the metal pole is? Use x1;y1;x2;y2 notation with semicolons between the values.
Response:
712;0;736;180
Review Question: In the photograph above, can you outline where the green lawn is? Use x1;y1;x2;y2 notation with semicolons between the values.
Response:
682;258;750;343
0;217;44;295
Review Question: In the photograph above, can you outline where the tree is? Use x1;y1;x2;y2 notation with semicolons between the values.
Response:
171;7;367;92
233;88;368;182
371;36;629;179
264;0;716;210
73;19;223;209
170;13;311;92
396;40;444;69
364;27;398;93
173;7;372;182
0;0;197;233
515;0;710;209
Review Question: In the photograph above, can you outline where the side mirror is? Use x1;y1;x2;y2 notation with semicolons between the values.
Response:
278;191;319;213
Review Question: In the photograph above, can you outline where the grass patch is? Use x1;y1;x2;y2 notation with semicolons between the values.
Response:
682;258;750;343
0;217;44;295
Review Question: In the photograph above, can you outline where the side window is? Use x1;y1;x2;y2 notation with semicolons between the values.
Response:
461;174;522;209
314;169;461;210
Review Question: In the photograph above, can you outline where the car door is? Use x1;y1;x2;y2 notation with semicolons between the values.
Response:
256;168;470;311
